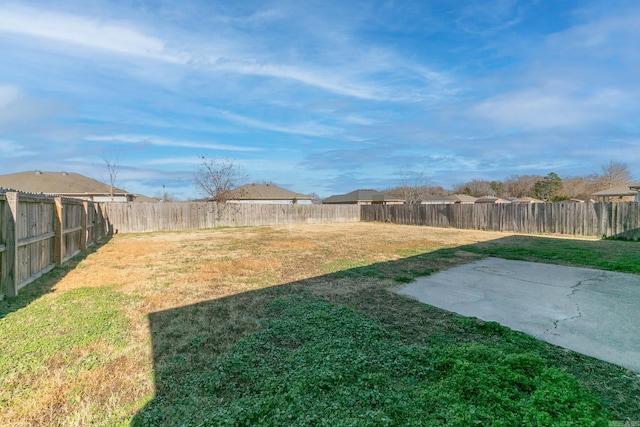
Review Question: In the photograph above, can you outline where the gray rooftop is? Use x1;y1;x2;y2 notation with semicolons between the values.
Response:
0;171;130;196
592;184;640;197
323;189;404;204
228;183;313;200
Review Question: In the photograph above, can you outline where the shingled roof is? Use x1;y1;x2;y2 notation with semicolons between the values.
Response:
322;189;404;204
0;171;130;198
448;194;478;203
592;185;639;197
227;183;313;201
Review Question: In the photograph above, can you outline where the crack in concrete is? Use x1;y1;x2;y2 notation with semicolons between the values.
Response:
543;271;606;336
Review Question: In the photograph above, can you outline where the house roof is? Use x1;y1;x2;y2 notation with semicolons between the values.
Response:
227;183;313;200
448;194;478;203
475;196;511;203
0;171;130;196
323;189;405;204
132;194;162;203
420;194;455;203
510;196;544;203
592;184;640;197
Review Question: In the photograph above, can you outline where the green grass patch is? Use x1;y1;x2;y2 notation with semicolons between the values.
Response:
0;287;131;408
5;227;640;425
460;236;640;274
323;258;369;273
395;248;424;257
133;296;608;426
323;259;386;279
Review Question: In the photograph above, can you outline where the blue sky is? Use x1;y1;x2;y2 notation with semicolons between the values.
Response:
1;0;639;199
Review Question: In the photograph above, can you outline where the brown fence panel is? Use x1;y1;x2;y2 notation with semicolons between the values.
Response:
15;194;56;290
61;199;85;262
102;203;361;233
361;202;640;240
0;190;111;298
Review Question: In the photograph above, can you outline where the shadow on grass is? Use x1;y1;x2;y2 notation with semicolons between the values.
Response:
132;235;640;425
0;236;112;320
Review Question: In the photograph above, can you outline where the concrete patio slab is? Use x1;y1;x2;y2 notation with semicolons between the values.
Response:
395;257;640;372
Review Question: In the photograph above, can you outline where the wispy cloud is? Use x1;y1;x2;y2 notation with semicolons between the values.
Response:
546;8;640;54
0;139;35;157
2;1;639;198
0;5;185;63
142;157;210;166
0;4;453;103
454;0;536;34
86;135;262;152
470;87;627;129
211;109;339;137
0;84;62;128
0;84;21;108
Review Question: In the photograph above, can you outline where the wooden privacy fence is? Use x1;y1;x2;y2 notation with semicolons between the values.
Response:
0;190;109;299
102;202;361;233
361;202;640;240
4;196;638;298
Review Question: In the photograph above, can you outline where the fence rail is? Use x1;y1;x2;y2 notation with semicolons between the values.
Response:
361;202;640;240
102;202;361;233
0;190;109;299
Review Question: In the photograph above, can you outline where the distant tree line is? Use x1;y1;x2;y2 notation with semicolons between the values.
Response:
385;161;634;203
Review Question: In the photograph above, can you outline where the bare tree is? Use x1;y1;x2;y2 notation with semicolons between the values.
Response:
599;160;632;189
452;179;494;197
104;153;121;201
194;157;247;203
397;167;431;204
155;185;179;202
561;174;600;200
307;192;323;205
503;175;544;198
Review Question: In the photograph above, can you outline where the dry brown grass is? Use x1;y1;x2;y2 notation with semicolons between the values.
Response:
53;223;508;310
6;222;618;425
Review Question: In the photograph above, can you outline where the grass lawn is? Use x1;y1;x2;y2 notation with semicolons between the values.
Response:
1;223;638;426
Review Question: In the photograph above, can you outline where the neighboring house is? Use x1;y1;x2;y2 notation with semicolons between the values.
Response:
592;184;640;202
132;194;163;203
419;194;455;204
226;183;314;204
448;194;477;204
508;196;544;204
322;189;405;205
629;184;640;202
0;171;135;202
475;196;512;204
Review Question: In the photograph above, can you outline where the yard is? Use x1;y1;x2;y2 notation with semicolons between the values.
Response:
1;222;639;425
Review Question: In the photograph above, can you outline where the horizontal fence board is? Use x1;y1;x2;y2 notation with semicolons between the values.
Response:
361;202;640;239
17;231;56;247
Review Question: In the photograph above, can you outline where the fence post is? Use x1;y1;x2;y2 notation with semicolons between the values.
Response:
3;192;19;298
81;201;88;251
54;197;64;266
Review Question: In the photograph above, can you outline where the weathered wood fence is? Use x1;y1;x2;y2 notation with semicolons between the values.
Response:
361;202;640;240
0;190;109;299
102;202;361;233
3;196;639;298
